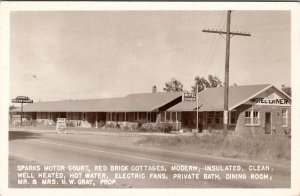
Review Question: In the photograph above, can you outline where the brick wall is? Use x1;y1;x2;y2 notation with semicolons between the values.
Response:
235;104;291;135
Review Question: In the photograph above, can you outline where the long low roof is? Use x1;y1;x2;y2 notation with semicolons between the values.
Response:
11;92;182;112
168;84;291;112
11;84;291;113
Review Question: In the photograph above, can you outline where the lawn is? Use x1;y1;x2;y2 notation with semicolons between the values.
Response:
135;133;291;164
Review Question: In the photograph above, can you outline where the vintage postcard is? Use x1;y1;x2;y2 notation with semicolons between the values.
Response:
0;2;299;196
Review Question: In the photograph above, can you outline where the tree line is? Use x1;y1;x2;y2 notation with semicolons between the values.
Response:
163;75;291;96
163;75;223;93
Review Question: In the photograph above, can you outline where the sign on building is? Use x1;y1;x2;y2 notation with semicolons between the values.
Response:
56;118;67;133
183;93;196;102
250;97;288;105
248;92;290;106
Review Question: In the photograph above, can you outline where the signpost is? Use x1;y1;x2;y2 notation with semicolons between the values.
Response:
11;96;33;126
182;90;201;132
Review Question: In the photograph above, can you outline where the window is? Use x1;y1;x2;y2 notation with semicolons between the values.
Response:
245;111;251;125
245;111;260;125
282;109;288;127
253;111;259;125
229;111;237;124
207;112;214;124
214;112;222;124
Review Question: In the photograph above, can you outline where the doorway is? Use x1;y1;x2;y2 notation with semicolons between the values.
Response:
265;112;271;134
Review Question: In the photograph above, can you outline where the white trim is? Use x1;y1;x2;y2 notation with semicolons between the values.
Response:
275;87;292;100
253;111;260;126
230;85;292;110
282;108;288;127
245;111;252;126
245;110;260;126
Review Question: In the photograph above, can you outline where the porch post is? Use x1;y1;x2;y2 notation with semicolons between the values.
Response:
95;112;98;128
176;112;178;131
165;112;167;123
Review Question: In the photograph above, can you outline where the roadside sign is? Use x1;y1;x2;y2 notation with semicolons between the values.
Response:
56;118;67;133
11;96;33;126
12;96;33;103
12;99;33;103
183;93;196;102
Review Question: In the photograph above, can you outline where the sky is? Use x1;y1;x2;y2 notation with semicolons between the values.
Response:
9;11;291;102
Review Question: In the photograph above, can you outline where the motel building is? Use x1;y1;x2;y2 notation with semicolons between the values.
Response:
10;84;291;135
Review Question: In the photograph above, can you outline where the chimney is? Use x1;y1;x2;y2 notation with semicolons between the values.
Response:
152;85;157;93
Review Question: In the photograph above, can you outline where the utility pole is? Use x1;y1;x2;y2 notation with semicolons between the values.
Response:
202;10;251;136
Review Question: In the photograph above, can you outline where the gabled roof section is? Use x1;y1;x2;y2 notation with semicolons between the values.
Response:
168;84;273;112
11;92;182;113
122;92;182;112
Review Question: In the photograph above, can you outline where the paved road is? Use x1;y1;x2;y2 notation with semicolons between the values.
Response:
9;128;291;188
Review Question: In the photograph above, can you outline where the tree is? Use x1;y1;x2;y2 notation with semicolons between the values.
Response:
281;85;291;96
191;74;223;93
208;74;223;87
9;105;17;120
163;77;184;92
191;76;210;93
9;105;17;111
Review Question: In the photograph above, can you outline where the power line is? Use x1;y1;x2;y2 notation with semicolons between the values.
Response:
198;11;226;77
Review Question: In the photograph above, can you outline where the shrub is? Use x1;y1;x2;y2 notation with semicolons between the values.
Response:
105;121;117;128
140;123;153;132
158;123;173;133
96;121;105;128
136;119;147;128
66;121;75;127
